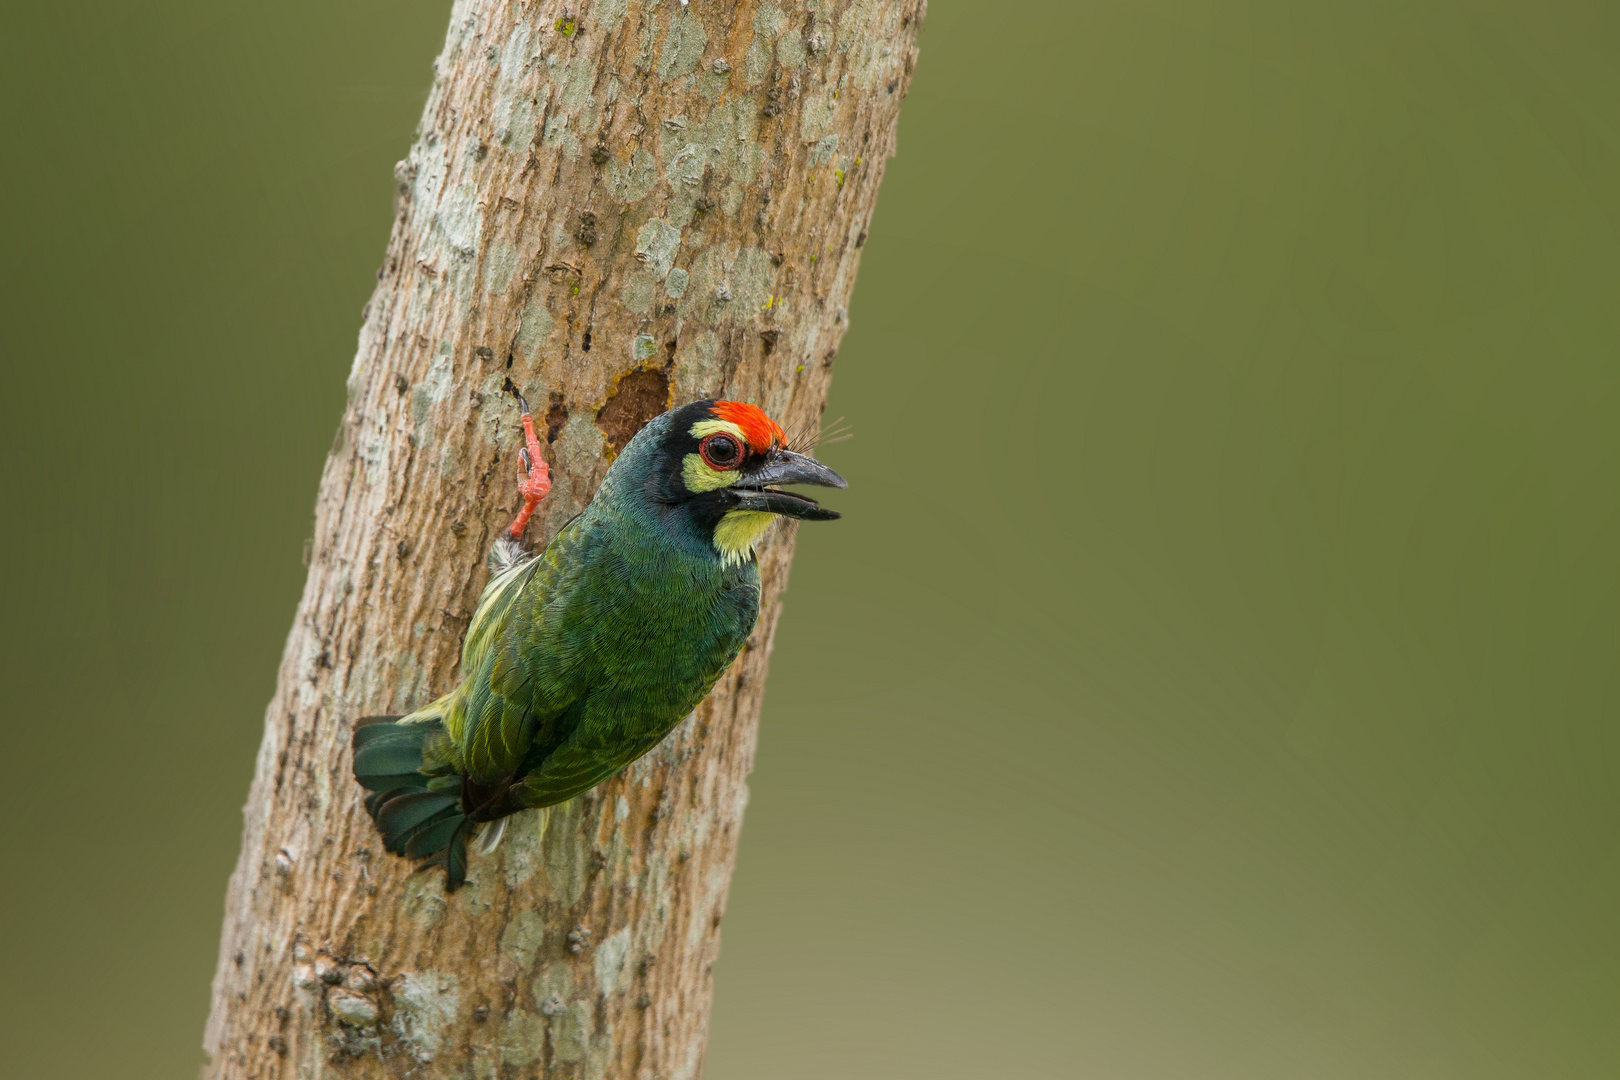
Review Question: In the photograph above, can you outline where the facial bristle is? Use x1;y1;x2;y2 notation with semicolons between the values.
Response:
786;414;853;455
712;400;786;452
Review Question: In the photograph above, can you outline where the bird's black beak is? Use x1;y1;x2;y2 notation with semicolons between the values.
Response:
733;449;847;521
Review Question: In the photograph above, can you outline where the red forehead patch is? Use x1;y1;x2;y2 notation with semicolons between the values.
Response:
712;400;785;452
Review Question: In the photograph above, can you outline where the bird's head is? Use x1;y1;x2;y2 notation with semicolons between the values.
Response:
614;399;847;566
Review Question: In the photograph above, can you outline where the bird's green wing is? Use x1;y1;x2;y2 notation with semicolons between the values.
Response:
459;547;540;674
449;513;604;782
496;559;759;807
506;703;669;810
504;632;745;810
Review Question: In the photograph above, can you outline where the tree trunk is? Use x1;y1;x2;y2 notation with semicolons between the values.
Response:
203;1;920;1076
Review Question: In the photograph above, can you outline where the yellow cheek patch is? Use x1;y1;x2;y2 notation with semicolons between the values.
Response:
713;510;776;567
683;453;737;492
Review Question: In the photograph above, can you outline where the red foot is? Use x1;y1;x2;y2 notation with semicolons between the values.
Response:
510;410;551;539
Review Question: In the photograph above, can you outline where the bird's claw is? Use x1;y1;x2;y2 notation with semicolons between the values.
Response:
505;385;551;539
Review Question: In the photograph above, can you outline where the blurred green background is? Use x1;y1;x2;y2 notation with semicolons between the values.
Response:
2;1;1617;1076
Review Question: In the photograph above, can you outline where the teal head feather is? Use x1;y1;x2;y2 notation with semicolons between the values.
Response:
597;398;846;564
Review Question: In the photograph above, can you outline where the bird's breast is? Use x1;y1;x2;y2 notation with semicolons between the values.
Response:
585;549;759;717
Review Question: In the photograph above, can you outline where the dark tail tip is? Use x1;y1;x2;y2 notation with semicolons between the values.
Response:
350;716;469;890
412;821;471;891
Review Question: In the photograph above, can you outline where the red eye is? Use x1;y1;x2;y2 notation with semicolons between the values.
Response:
700;433;744;470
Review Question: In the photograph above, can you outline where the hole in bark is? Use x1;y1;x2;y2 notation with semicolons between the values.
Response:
760;330;779;356
582;328;592;352
545;393;569;443
595;368;670;453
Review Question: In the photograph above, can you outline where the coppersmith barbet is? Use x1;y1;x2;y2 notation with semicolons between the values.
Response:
351;393;845;889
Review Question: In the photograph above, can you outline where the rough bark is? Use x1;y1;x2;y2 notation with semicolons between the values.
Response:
203;1;920;1076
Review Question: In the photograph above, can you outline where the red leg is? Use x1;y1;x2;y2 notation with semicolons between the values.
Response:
509;409;551;539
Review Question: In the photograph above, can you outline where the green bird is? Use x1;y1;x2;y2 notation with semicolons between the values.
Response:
351;390;846;889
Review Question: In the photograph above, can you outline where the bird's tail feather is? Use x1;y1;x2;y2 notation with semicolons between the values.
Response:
351;715;470;889
473;816;507;855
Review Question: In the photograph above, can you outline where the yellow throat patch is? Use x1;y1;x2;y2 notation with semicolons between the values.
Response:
713;510;775;567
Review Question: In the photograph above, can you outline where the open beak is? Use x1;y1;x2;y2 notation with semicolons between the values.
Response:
733;449;847;521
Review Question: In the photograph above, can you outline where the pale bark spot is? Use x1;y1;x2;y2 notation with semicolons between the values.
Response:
516;301;553;365
658;12;709;81
777;29;807;70
500;907;548;969
609;148;658;202
390;971;460;1062
635;218;683;279
595;927;633;993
